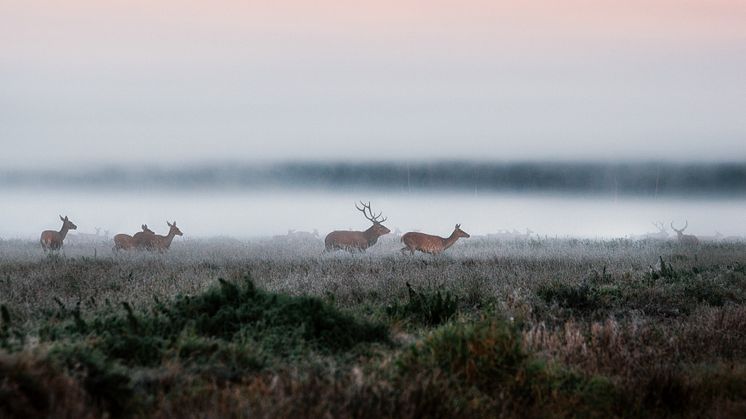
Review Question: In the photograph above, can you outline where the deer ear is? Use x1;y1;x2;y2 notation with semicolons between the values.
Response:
60;215;64;221
456;224;460;229
167;221;172;227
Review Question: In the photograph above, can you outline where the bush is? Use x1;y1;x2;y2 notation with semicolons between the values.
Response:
0;352;97;419
386;283;459;326
394;319;620;417
0;305;26;351
536;281;602;314
48;345;134;417
40;276;389;368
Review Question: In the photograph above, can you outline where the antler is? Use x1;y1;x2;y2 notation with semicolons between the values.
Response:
670;220;688;233
356;201;387;224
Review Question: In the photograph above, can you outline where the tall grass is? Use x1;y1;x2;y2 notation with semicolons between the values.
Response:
1;237;745;417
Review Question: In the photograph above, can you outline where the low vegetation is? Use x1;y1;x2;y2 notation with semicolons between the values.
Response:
1;237;745;417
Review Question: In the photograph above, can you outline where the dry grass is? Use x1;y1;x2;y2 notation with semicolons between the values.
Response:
1;237;745;417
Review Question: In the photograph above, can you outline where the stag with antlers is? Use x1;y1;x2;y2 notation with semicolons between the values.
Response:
401;224;471;255
40;215;77;251
324;202;390;252
671;220;699;245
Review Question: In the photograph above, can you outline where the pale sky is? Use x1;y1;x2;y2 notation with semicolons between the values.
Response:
1;0;745;168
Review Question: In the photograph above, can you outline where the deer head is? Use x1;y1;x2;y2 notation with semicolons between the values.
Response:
141;224;154;234
355;201;391;238
356;201;390;236
670;220;688;237
453;224;470;238
166;221;183;236
60;215;77;231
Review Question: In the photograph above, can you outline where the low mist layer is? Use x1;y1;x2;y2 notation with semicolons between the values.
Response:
2;161;746;196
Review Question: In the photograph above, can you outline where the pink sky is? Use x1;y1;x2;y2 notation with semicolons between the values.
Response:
4;1;744;61
1;1;745;165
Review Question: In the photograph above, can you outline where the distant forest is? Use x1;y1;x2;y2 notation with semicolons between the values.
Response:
2;162;746;196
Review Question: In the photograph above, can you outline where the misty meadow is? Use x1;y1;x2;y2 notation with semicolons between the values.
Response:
3;0;746;417
1;228;746;418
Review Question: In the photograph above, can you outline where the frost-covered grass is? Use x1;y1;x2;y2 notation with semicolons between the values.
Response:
1;237;745;417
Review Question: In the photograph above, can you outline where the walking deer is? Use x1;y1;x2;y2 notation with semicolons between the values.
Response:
139;221;183;252
325;202;390;252
113;225;154;251
40;215;77;251
401;224;470;255
671;220;699;245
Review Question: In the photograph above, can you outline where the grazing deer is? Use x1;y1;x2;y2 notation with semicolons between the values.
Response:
40;215;77;251
70;227;105;244
631;222;669;241
401;224;471;255
648;222;669;241
325;202;390;252
671;220;699;245
113;225;154;251
140;221;183;252
274;229;321;242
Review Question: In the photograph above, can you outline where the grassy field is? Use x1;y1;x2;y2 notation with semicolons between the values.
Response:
1;236;745;418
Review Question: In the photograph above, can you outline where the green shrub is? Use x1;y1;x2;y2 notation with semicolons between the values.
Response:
536;281;602;314
48;345;133;417
0;305;26;351
41;276;389;367
386;282;459;326
395;319;620;417
0;352;97;419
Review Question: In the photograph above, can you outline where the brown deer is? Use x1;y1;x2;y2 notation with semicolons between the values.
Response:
401;224;470;255
139;221;183;252
132;224;156;248
113;225;154;251
40;215;77;251
671;220;699;245
325;202;390;252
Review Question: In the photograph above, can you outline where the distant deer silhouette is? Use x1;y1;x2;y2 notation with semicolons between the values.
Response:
671;220;699;245
401;224;470;255
40;215;77;251
325;202;390;252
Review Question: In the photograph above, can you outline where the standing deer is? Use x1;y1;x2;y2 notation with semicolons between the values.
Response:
139;221;183;252
401;224;470;255
325;202;390;252
40;215;77;251
132;224;156;248
671;220;699;245
113;225;154;251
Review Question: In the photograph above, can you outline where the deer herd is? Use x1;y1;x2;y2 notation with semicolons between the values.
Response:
112;222;183;252
40;204;712;254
